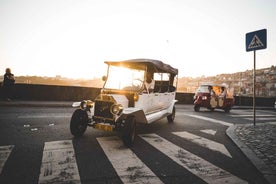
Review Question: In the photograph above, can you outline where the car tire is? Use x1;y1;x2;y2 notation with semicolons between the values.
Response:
224;106;231;113
70;109;88;137
122;116;136;147
194;105;200;112
167;106;176;123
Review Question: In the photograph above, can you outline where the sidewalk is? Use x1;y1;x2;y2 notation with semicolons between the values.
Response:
1;100;276;183
227;123;276;184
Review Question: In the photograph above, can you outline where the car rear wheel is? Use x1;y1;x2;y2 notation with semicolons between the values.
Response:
167;106;176;123
122;116;136;147
70;109;88;137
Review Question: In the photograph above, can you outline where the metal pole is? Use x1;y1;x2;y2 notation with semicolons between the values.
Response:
253;50;256;126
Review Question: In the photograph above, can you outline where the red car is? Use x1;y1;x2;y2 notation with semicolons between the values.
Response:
193;84;234;112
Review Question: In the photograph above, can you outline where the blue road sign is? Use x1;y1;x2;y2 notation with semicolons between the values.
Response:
246;29;267;52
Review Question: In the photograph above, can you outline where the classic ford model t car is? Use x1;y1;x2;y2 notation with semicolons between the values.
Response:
193;84;234;112
70;59;178;146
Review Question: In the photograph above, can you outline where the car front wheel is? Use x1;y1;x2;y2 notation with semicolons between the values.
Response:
122;116;136;147
70;109;88;137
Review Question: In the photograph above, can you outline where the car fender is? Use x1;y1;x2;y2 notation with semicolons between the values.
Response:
116;107;148;124
116;100;177;124
72;101;81;108
168;100;178;113
72;101;94;119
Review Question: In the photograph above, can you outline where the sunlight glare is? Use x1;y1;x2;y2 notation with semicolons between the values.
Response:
104;65;144;90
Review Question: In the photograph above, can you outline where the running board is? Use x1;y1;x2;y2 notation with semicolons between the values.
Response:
146;109;170;124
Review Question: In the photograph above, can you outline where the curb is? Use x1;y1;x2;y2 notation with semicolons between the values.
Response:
226;124;276;184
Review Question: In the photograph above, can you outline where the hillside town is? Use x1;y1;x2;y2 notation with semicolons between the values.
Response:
179;65;276;97
1;65;275;97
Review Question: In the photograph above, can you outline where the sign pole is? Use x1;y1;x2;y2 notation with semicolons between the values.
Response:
246;28;267;127
253;50;256;127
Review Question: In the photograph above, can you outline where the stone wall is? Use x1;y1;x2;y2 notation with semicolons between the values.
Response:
0;83;275;107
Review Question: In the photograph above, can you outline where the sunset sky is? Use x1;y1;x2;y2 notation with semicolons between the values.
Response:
1;0;275;79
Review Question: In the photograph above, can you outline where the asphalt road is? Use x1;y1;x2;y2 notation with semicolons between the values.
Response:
0;104;275;184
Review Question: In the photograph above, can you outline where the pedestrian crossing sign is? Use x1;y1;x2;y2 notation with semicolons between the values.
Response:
246;29;267;52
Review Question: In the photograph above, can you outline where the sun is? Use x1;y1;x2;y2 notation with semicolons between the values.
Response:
104;65;144;90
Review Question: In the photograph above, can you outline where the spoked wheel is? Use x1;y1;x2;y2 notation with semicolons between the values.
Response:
167;106;176;123
70;109;88;137
122;116;136;147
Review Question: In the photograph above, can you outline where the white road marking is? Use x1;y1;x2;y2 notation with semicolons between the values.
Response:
186;114;232;127
244;117;276;121
230;114;275;117
173;131;232;158
0;145;14;174
200;129;217;135
97;136;163;184
140;134;247;184
39;140;81;184
229;114;276;121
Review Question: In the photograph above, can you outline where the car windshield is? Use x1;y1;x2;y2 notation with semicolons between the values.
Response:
196;85;210;93
196;85;232;97
104;65;145;91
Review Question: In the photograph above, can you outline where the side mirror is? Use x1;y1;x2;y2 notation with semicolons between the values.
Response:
102;76;107;81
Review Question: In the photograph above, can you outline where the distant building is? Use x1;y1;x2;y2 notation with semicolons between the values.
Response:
177;65;276;97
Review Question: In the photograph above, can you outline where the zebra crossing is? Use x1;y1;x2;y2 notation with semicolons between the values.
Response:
97;136;163;184
172;131;232;158
0;145;14;174
0;130;247;184
229;113;276;122
140;134;245;184
39;140;81;184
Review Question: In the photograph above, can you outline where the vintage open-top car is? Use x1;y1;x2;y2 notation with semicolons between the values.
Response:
70;59;178;146
193;84;234;112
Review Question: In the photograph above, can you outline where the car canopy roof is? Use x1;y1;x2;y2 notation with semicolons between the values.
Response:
104;58;178;75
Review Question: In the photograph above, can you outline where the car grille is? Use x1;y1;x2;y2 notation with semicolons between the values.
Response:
94;100;114;120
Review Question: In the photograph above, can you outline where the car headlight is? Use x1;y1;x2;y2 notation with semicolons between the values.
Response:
202;96;207;100
133;93;139;101
110;104;123;115
86;100;94;108
80;100;94;110
80;101;87;110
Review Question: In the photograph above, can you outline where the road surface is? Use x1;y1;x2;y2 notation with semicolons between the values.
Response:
0;104;275;184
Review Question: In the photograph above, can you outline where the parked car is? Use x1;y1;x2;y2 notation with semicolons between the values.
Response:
70;59;178;146
193;84;234;112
